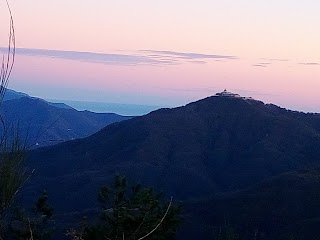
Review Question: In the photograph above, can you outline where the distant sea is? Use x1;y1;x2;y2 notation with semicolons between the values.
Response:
48;99;163;116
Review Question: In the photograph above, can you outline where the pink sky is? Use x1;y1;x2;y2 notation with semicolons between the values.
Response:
1;0;320;112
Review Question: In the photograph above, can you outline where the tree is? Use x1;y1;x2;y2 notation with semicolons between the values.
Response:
0;0;15;102
8;191;54;240
0;1;28;238
67;176;182;240
0;0;17;213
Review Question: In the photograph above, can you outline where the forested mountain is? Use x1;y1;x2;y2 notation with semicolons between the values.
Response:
1;93;131;148
3;89;30;101
183;168;320;239
25;92;320;239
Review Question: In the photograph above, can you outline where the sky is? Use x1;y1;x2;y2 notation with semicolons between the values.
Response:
0;0;320;112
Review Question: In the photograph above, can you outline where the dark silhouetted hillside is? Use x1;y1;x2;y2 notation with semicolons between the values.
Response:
1;96;131;148
24;92;320;238
183;168;320;239
3;88;29;101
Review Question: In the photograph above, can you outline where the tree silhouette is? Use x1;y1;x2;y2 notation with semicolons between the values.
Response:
67;176;182;240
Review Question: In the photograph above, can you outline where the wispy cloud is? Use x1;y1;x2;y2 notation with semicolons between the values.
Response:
260;58;290;62
299;62;320;65
187;60;207;64
0;48;176;66
257;62;272;65
252;62;272;67
252;64;267;68
0;47;237;66
256;59;320;67
141;50;237;60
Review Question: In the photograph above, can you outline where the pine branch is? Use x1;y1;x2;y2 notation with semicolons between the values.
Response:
137;196;173;240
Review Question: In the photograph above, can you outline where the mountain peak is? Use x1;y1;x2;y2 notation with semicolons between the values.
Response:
215;89;242;98
214;89;257;102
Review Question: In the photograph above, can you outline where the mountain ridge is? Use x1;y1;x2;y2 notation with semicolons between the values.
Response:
27;93;320;192
1;95;131;148
24;92;320;238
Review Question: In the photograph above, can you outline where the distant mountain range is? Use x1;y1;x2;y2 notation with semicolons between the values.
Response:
4;88;161;116
25;91;320;239
52;99;162;116
1;89;131;148
3;89;29;101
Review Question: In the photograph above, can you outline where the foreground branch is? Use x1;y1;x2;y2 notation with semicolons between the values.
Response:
137;196;173;240
0;0;15;102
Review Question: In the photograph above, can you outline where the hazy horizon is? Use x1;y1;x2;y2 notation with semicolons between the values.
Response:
8;87;320;115
48;97;163;116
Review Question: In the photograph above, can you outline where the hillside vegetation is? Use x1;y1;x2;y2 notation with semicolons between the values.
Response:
23;93;320;239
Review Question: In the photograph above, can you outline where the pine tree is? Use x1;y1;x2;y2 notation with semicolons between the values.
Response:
67;176;182;240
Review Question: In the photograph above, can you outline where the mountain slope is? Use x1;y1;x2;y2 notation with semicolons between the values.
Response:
26;93;320;198
1;96;131;148
183;168;320;239
25;94;320;208
3;88;29;101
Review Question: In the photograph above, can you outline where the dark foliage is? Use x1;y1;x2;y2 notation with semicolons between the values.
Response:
8;191;54;240
67;176;181;240
0;137;26;238
183;168;320;240
25;95;320;238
